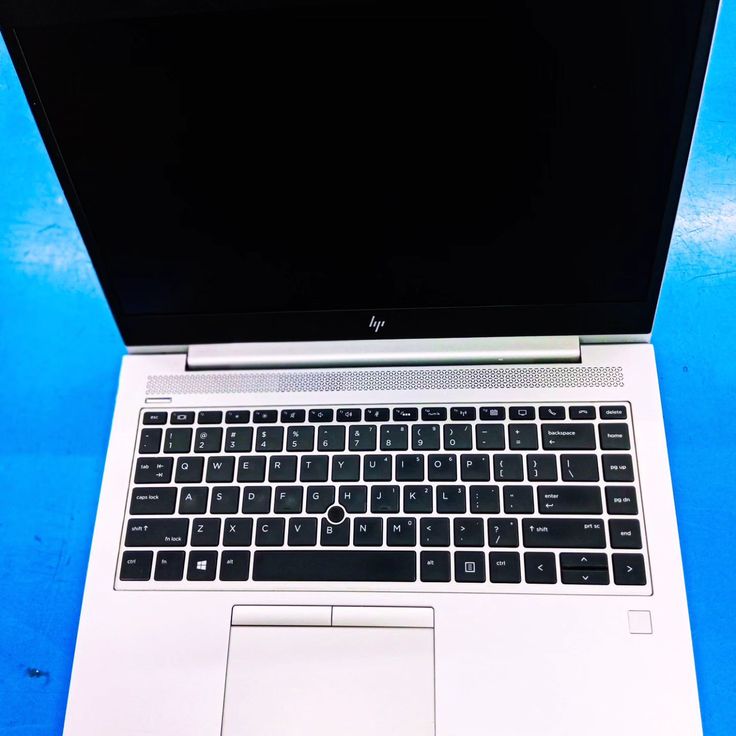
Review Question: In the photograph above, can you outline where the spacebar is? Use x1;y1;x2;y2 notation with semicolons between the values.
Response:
253;551;417;582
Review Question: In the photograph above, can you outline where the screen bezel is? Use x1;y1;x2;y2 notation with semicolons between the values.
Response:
0;0;720;346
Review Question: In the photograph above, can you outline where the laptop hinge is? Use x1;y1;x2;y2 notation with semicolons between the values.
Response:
186;336;581;370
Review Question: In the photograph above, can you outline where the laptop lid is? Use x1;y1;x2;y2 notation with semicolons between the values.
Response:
0;0;719;347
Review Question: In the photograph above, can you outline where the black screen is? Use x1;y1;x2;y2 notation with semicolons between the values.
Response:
6;0;712;343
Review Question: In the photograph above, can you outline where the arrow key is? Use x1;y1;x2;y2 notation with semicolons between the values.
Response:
524;552;557;583
561;569;610;585
612;553;647;585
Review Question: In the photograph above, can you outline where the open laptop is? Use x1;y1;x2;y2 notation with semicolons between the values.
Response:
1;1;719;733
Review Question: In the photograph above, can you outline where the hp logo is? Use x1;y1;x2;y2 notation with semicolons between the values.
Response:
368;315;386;334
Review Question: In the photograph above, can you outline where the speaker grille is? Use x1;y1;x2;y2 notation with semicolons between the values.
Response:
146;365;624;395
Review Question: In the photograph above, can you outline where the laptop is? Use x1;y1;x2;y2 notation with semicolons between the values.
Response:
1;1;719;734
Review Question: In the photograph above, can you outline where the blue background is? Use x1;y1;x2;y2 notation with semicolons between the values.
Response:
1;5;735;734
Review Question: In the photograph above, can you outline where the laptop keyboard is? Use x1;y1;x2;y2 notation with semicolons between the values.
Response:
118;403;650;593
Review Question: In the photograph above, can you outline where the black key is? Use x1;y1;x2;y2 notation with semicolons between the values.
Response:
225;410;251;424
191;518;221;546
206;456;235;483
428;454;457;481
175;456;204;483
503;485;534;514
164;428;192;454
353;517;383;546
120;551;153;580
125;518;188;547
420;517;450;546
300;455;329;482
210;486;240;514
255;518;285;546
508;424;539;450
253;550;417;581
612;553;647;585
130;487;176;515
337;408;361;422
255;427;284;452
443;424;472;450
600;405;628;420
609;519;642;548
412;424;440;450
387;517;416;546
187;551;217;581
269;455;297;482
493;454;523;481
154;551;185;581
365;408;390;422
306;485;335;513
371;485;399;513
139;428;162;454
194;427;222;453
179;486;208;514
480;406;505;421
537;486;602;514
561;454;600;482
454;551;486;582
220;551;251;580
602;454;635;482
223;518;253;546
489;552;521;583
198;411;223;425
509;406;535;420
460;454;490;481
396;454;424;481
539;406;566;420
420;551;451;582
404;485;433;513
332;455;361;481
286;426;315;452
224;427;253;453
237;456;266;482
364;454;392;481
381;425;408;451
559;552;608;570
281;409;306;423
570;406;596;420
253;410;277;424
542;423;596;450
469;485;500;514
318;426;346;451
526;454;558;482
475;424;505;450
605;486;638;515
436;485;466;513
338;485;367;513
134;457;173;484
451;407;476;421
287;518;318;546
327;505;345;524
393;407;418;421
421;407;447;421
242;486;272;514
561;569;610;585
321;519;350;546
487;518;519;547
522;518;606;548
524;552;557;584
309;409;334;423
599;423;631;450
142;411;167;425
274;486;304;514
454;518;484;547
348;425;376;451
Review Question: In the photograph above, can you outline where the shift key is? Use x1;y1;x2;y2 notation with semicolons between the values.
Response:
125;518;189;547
522;518;605;548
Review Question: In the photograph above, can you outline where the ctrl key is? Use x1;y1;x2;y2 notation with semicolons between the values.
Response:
120;551;153;581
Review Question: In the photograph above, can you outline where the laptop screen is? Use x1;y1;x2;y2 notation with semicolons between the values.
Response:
3;0;715;344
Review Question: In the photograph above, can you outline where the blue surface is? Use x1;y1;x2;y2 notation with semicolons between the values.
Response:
1;6;735;734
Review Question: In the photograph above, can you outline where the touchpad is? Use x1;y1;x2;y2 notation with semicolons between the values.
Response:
222;606;435;736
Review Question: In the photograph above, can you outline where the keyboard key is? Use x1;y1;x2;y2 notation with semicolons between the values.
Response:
269;456;297;482
609;519;642;548
443;424;472;450
381;424;408;451
605;486;638;515
300;456;329;482
569;406;595;420
460;454;491;481
454;518;484;547
139;428;162;454
396;454;424;481
428;454;457;481
210;486;240;514
454;551;486;582
503;485;534;514
164;428;192;453
175;456;203;483
353;517;383;546
539;406;566;420
179;486;208;514
187;551;217;581
420;551;451;582
451;407;476;421
255;518;285;546
420;518;450;546
559;552;608;570
252;550;417;581
480;406;505;421
309;409;334;423
348;425;376;451
198;411;223;425
493;454;523;481
206;456;235;483
387;517;417;546
220;551;251;580
125;518;188;547
509;406;535;420
560;454;600;482
129;487;176;515
339;485;367;513
318;426;346;451
274;486;304;514
487;519;519;547
223;518;253;546
365;408;390;422
421;407;447;421
508;424;539;450
602;454;635;482
412;424;440;450
436;485;466;513
364;454;392;481
191;518;221;546
134;457;173;484
287;518;318;546
600;405;628;420
524;552;557;583
242;486;272;514
612;553;647;585
337;408;361;422
281;409;306;423
542;423;596;450
537;486;602;514
255;427;284;452
224;427;253;453
404;485;433;513
328;453;361;482
561;569;609;585
489;552;521;583
225;410;251;424
371;485;399;513
475;424;505;450
237;456;266;482
154;551;185;581
306;486;335;513
253;410;277;423
142;411;167;425
120;551;153;580
194;427;222;453
286;426;314;452
469;485;500;514
599;423;631;450
393;407;418;421
522;518;606;548
321;519;350;546
526;454;558;481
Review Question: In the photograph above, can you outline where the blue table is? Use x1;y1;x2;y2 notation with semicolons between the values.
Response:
1;6;735;734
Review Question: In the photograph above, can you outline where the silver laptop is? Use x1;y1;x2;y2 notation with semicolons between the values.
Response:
2;1;719;733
